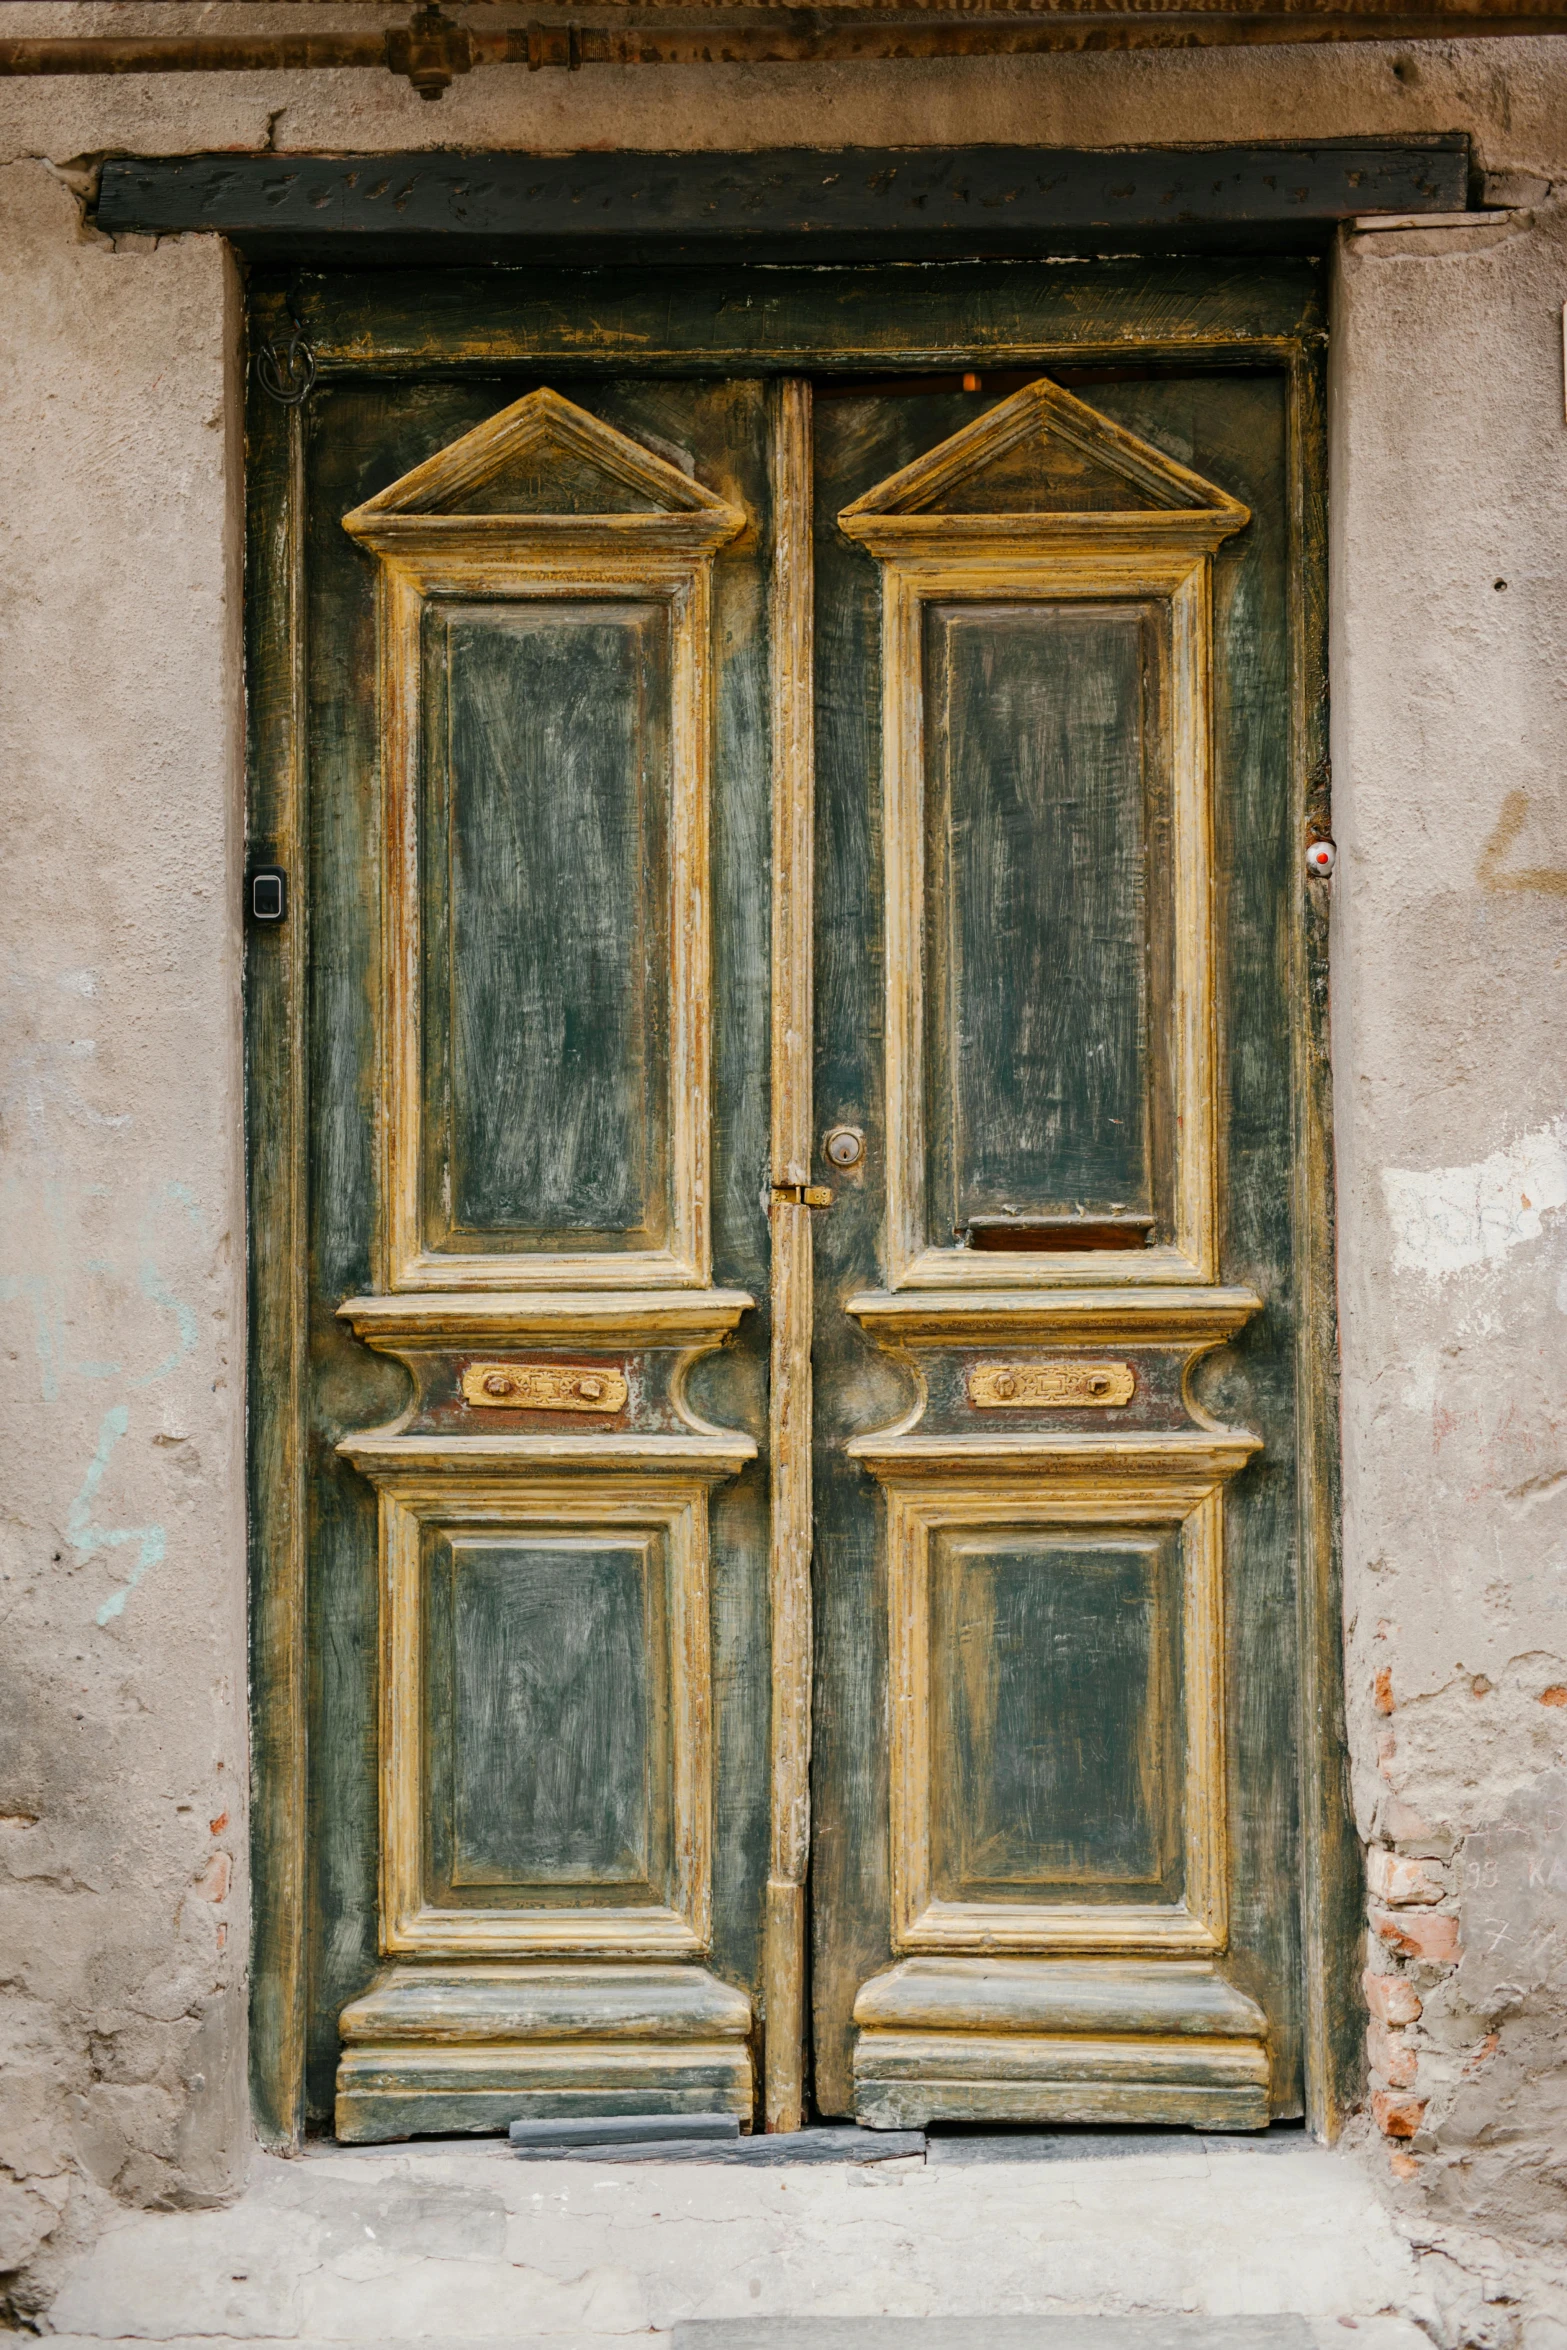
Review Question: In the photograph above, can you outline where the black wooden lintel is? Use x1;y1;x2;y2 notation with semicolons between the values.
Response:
96;138;1472;262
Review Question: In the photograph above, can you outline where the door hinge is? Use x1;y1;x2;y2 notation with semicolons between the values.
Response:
770;1182;833;1209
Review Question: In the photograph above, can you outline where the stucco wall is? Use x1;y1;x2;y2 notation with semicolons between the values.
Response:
1333;198;1567;2332
2;23;1566;2334
0;159;248;2313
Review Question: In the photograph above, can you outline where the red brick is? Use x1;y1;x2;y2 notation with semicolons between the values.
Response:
1366;1847;1446;1906
1463;2030;1500;2074
1540;1686;1567;1708
1371;1907;1459;1964
1389;2152;1420;2181
1374;1667;1396;1716
1364;1969;1422;2025
191;1851;231;1903
1368;2019;1418;2089
1372;2090;1428;2140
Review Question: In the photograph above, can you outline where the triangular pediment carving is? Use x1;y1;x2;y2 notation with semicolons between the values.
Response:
839;376;1248;548
343;386;744;552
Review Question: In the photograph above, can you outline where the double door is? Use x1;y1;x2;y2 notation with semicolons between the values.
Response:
247;260;1330;2140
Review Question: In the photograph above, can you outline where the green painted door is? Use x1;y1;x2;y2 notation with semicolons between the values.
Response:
247;260;1344;2145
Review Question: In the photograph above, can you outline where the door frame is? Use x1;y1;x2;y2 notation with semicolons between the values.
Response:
243;240;1354;2148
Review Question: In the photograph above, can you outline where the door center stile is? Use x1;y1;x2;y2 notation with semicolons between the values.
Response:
764;379;819;2134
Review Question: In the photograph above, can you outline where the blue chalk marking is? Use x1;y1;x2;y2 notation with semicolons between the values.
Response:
66;1403;168;1627
130;1183;203;1389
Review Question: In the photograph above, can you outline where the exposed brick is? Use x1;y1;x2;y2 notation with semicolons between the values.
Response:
1372;2090;1428;2139
1389;2152;1421;2181
1366;1847;1447;1906
1364;1968;1422;2025
1540;1685;1567;1708
1368;2018;1418;2089
1371;1907;1460;1964
190;1851;230;1904
1463;2030;1500;2074
1374;1667;1396;1716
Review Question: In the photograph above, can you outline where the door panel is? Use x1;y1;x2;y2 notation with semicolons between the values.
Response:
924;596;1161;1230
249;262;1330;2145
929;1530;1182;1901
294;372;773;2135
810;365;1304;2123
432;598;673;1249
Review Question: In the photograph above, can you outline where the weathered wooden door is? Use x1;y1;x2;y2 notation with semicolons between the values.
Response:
247;261;1340;2147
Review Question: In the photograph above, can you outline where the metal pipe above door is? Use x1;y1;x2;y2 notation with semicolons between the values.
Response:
5;1;1567;99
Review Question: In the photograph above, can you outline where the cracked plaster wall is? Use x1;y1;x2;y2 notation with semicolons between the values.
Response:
0;150;249;2322
1;19;1566;2335
1333;187;1567;2329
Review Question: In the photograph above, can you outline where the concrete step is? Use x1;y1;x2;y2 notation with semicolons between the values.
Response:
42;2136;1431;2349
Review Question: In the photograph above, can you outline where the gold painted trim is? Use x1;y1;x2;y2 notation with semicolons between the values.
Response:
341;1431;755;1478
377;562;715;1293
460;1363;630;1412
874;552;1221;1292
344;388;744;1297
361;1470;717;1960
873;1468;1243;1957
851;2030;1271;2087
968;1361;1135;1408
845;1286;1262;1345
838;375;1251;540
849;1429;1260;1485
764;379;816;2134
339;1288;754;1347
343;384;744;537
840;379;1247;1299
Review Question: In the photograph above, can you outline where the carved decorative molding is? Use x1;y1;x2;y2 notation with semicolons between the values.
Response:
840;375;1249;1294
343;386;745;1296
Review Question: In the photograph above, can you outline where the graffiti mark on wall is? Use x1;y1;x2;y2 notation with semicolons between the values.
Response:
1478;790;1567;899
1384;1116;1567;1280
67;1404;168;1627
131;1183;203;1388
1;970;210;1626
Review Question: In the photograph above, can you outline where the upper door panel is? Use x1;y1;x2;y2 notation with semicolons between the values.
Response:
342;388;745;1292
838;376;1248;1292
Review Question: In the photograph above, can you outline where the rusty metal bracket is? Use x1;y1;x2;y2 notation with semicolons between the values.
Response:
385;3;475;98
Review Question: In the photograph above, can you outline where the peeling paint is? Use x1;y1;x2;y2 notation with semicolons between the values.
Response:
1383;1119;1567;1281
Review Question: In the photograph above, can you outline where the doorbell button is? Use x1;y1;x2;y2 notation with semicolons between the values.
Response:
250;866;288;922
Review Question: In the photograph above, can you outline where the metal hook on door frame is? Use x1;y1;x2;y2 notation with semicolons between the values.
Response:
255;290;317;408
